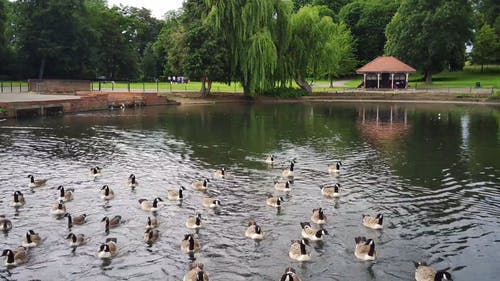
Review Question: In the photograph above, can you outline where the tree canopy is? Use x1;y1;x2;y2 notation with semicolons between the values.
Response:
385;0;473;84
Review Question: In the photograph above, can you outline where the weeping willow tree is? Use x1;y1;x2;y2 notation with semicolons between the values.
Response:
287;5;355;93
205;0;292;96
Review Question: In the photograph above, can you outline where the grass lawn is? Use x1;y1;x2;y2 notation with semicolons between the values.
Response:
93;81;243;92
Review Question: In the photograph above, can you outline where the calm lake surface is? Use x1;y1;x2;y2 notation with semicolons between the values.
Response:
0;102;499;281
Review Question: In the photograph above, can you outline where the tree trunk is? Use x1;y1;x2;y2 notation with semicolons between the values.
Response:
200;77;206;95
295;77;312;93
207;80;212;95
38;56;46;79
329;75;334;88
424;70;432;84
481;64;484;73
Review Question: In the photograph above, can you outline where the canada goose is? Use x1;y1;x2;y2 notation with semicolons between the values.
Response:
102;216;122;233
146;216;159;229
138;197;163;212
414;262;453;281
183;263;209;281
181;234;201;253
300;222;328;241
265;155;275;165
97;238;118;259
289;239;311;261
354;236;376;261
274;180;291;192
144;228;160;243
186;214;202;229
167;186;186;201
311;208;327;225
22;230;41;248
66;233;87;247
328;161;342;174
11;191;25;207
64;213;86;228
128;174;138;189
100;185;115;200
266;195;284;208
280;267;301;281
0;216;13;231
362;214;383;229
320;183;340;198
50;200;66;215
27;174;47;188
282;161;295;178
192;179;210;191
90;166;102;177
214;167;225;178
2;247;28;266
245;220;264;240
201;197;221;208
57;185;74;202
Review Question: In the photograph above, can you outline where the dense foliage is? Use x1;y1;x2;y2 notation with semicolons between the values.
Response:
0;0;495;90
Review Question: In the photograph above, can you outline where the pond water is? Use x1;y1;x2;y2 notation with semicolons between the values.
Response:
0;102;499;281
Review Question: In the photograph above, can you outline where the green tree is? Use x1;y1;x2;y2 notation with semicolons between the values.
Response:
0;0;8;77
12;0;95;79
472;24;500;71
180;0;230;94
323;22;357;87
153;10;182;79
385;0;473;84
205;0;292;96
339;0;399;65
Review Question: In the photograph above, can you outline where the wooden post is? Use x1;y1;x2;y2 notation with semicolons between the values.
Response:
405;73;409;88
363;74;366;88
391;73;395;89
377;73;380;89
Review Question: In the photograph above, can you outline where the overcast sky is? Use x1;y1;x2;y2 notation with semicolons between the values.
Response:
107;0;184;19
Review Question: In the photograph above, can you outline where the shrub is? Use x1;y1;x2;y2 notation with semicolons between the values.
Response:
262;88;309;98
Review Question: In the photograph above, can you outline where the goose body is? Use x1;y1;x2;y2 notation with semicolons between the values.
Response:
300;222;328;241
245;221;264;240
90;166;102;177
65;213;86;228
266;195;284;208
0;216;13;231
186;214;202;229
2;247;28;266
181;234;201;253
265;155;274;165
282;162;295;178
66;233;87;247
144;228;160;243
100;185;115;200
214;167;225;178
201;197;221;208
102;216;122;233
27;174;47;188
192;179;209;191
320;184;340;198
167;186;186;201
280;267;301;281
50;200;66;215
274;181;291;192
311;208;327;225
328;161;342;174
11;191;25;207
22;230;41;248
289;239;311;261
139;197;163;212
97;238;118;259
354;236;376;261
183;263;209;281
57;185;74;202
362;214;383;229
414;262;453;281
128;174;138;189
146;216;159;229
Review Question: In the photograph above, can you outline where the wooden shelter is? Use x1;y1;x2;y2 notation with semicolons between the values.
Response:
356;56;416;89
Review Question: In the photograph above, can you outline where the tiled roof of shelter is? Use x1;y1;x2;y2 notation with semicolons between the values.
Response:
356;56;416;73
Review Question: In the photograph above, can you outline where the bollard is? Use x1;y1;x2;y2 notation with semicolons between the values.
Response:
1;81;3;93
10;81;13;92
19;82;22;92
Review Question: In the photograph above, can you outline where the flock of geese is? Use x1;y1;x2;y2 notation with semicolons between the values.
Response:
0;158;454;281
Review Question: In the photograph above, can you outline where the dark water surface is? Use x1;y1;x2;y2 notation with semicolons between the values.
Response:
0;102;499;280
